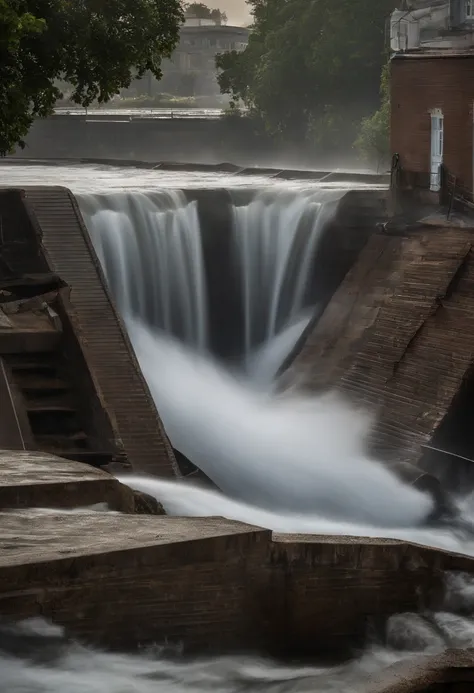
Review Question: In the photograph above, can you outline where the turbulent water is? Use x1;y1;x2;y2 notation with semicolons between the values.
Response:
3;573;474;692
125;322;434;528
76;186;474;550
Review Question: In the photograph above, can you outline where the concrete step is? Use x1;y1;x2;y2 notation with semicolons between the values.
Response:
0;450;135;512
16;374;69;393
0;509;266;652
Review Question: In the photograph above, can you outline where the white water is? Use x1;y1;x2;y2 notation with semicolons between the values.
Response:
79;190;208;350
126;321;435;529
78;188;335;363
77;186;474;546
232;190;337;361
3;573;474;692
245;311;314;389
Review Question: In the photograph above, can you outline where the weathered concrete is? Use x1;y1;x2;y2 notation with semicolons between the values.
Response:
0;295;61;353
365;649;474;693
0;187;179;478
0;493;473;657
270;533;474;657
291;226;474;466
0;450;135;511
0;510;270;653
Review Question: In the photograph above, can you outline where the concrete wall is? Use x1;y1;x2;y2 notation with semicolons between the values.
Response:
13;115;338;169
391;55;474;196
1;511;473;658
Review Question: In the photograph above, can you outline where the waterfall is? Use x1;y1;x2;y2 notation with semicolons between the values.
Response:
78;187;338;367
232;191;334;362
78;190;208;351
77;183;474;546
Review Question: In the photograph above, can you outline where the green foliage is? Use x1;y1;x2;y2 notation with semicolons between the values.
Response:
0;0;183;155
354;63;390;169
216;0;396;154
184;2;227;24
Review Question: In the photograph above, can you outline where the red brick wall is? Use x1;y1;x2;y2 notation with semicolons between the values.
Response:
391;56;474;195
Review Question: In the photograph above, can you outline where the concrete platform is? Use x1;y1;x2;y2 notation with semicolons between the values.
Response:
0;450;135;511
0;500;473;657
270;532;474;657
0;510;269;652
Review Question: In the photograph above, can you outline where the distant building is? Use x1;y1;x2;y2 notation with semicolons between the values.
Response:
389;1;474;199
124;19;249;99
160;21;249;96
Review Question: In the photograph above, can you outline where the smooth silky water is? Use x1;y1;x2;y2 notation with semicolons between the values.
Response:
3;163;474;690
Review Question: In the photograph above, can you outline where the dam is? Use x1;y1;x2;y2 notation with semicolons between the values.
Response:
1;160;474;691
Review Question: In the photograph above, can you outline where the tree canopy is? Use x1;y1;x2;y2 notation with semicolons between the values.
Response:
216;0;395;158
184;2;227;24
354;62;390;169
0;0;183;155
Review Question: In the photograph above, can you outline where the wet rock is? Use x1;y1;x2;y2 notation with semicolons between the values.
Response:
132;490;166;515
386;613;445;652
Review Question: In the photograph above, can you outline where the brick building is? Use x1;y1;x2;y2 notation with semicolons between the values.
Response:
390;1;474;199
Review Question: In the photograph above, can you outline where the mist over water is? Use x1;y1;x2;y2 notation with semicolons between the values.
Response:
125;321;434;528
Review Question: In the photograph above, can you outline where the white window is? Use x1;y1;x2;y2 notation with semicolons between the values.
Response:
430;110;444;192
399;22;408;51
466;0;474;19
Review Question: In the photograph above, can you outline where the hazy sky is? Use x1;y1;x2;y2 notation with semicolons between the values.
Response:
204;0;251;25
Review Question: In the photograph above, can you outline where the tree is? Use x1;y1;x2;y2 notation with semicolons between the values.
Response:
0;0;183;155
216;0;395;153
184;3;227;24
354;63;390;170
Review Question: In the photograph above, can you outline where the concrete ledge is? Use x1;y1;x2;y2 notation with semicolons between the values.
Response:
267;533;474;657
0;511;270;653
0;451;135;512
0;501;473;657
1;156;390;185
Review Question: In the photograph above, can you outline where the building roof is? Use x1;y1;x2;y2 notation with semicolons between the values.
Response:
180;25;250;36
403;0;448;8
392;47;474;58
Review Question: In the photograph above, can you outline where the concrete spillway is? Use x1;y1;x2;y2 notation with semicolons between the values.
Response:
290;224;474;490
2;173;474;688
0;186;177;478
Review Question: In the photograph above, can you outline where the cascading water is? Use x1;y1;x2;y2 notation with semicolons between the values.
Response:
79;190;208;351
231;191;335;364
78;188;336;369
77;186;474;544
